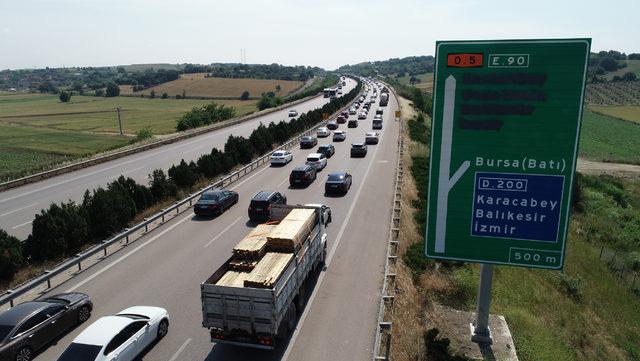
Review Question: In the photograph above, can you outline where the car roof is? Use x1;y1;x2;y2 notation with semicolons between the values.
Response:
302;136;315;140
352;142;365;146
0;302;50;326
328;171;347;176
366;132;378;136
307;153;323;158
293;165;311;171
72;316;133;346
253;191;276;200
334;130;345;134
202;189;224;196
318;144;333;148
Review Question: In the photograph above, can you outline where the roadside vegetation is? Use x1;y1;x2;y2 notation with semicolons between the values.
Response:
391;86;640;360
580;110;640;164
0;80;362;290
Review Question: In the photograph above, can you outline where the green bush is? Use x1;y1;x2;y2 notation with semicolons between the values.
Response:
82;183;137;241
408;112;430;144
558;272;583;301
0;229;23;279
424;328;471;361
257;92;284;110
176;102;236;131
27;201;88;262
168;160;199;189
148;169;177;200
134;126;154;142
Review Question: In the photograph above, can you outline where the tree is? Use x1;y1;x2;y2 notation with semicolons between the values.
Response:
161;92;168;99
94;89;104;97
150;90;156;98
105;82;120;97
27;201;88;262
240;91;250;100
409;76;419;85
59;91;71;102
629;53;640;60
0;229;23;279
622;72;638;81
168;160;199;188
117;66;126;73
275;84;282;92
148;169;176;199
182;89;186;99
71;82;84;94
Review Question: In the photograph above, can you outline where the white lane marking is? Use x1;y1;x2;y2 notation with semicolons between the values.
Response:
108;166;145;180
203;216;243;248
377;160;389;163
11;220;32;229
0;202;38;218
168;338;192;361
276;176;289;189
281;118;386;361
66;211;194;292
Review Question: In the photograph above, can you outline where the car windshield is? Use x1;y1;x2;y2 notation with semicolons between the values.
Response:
353;144;365;148
302;137;312;141
200;193;220;201
328;174;345;181
0;325;14;341
272;151;285;156
307;157;320;162
57;343;102;361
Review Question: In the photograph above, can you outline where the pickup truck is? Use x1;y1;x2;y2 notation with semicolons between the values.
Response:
201;205;327;349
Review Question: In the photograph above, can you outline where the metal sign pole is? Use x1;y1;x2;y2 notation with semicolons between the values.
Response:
471;263;493;344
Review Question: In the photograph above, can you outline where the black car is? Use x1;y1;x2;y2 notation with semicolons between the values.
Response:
289;165;317;187
300;136;318;149
317;144;336;158
325;172;353;194
372;120;383;130
351;143;368;157
194;189;239;216
248;191;287;221
0;293;92;361
348;119;358;128
326;121;339;130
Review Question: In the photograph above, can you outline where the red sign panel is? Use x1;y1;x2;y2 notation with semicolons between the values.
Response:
447;53;483;68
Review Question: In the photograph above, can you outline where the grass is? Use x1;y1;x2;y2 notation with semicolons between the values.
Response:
589;105;640;124
0;93;256;135
120;74;303;99
395;72;434;93
579;109;640;164
605;60;640;81
0;92;257;181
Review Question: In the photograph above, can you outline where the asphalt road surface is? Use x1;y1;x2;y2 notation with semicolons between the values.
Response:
0;79;356;240
34;83;400;361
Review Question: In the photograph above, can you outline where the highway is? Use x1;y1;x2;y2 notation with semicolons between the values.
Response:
0;79;356;240
34;83;401;361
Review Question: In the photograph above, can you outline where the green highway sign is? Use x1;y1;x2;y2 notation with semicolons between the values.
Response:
425;39;591;269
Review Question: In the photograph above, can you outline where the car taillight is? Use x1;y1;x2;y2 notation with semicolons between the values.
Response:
267;205;272;211
258;336;274;346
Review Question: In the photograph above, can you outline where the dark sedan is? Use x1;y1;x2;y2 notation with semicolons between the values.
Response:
0;293;92;361
325;172;353;195
300;136;318;149
317;144;336;158
194;190;239;216
326;121;339;130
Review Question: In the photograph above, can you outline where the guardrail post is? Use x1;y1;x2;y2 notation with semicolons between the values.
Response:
125;229;130;244
144;218;149;233
44;270;52;289
162;213;165;223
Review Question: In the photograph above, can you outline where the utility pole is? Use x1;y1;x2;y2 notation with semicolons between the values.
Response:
116;107;123;135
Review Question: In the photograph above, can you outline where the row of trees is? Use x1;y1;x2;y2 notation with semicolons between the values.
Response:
185;63;321;81
257;92;284;110
337;56;435;78
0;78;361;280
175;103;236;131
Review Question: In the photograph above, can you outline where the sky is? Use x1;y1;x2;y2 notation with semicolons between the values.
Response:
1;0;638;71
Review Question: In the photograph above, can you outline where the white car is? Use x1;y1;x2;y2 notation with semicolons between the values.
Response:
306;153;327;171
56;306;169;361
288;109;298;117
365;132;380;144
333;130;346;142
270;150;293;165
358;112;367;120
349;107;357;115
317;127;330;138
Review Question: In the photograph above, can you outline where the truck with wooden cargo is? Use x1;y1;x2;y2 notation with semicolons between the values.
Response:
200;205;327;349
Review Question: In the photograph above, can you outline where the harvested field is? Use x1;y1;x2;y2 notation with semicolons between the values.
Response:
589;105;640;124
121;74;303;99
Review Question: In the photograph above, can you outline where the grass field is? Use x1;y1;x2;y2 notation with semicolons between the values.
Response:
0;92;257;181
120;74;303;99
579;110;640;164
605;60;640;81
396;72;434;93
589;105;640;124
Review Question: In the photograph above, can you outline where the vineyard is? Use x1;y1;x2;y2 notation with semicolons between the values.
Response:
585;81;640;105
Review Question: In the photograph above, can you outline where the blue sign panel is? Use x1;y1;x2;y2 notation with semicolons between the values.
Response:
471;172;564;242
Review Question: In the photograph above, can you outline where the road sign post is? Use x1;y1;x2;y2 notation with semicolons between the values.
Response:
424;39;591;344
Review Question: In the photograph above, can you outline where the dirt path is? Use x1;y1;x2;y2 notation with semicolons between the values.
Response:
577;158;640;178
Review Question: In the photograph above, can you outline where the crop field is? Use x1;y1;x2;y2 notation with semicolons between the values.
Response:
589;105;640;124
0;92;257;180
579;109;640;164
585;81;640;105
120;73;304;99
396;72;434;93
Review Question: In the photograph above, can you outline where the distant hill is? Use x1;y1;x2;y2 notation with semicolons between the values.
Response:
337;56;434;77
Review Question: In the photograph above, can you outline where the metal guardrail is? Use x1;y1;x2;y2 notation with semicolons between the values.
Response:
0;80;363;309
373;84;403;361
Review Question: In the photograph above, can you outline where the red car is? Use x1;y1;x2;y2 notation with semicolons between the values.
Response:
336;115;347;123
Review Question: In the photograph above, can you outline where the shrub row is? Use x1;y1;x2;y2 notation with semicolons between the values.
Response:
176;102;236;131
0;78;362;280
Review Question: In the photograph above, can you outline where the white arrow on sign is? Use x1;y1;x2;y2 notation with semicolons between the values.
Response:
434;75;470;253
